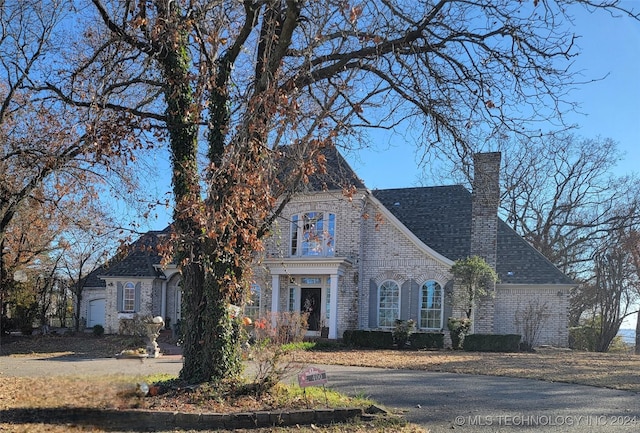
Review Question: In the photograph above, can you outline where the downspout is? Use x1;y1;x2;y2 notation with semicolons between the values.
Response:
359;192;368;330
161;280;167;324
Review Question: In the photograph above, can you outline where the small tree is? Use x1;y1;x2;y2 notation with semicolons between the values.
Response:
450;256;498;320
515;300;551;351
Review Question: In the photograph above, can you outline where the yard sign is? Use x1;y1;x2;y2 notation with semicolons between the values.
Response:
298;366;328;388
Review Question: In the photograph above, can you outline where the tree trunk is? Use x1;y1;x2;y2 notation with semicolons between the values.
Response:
74;285;82;332
635;310;640;355
179;261;243;384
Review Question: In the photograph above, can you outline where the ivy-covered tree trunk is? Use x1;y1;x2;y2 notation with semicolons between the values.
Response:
155;2;245;384
180;262;243;384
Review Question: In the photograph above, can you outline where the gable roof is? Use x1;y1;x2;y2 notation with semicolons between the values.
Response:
84;228;171;285
278;145;366;192
372;185;574;285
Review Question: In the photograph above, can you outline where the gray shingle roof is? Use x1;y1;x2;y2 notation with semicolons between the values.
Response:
88;229;170;283
278;145;366;192
372;186;574;285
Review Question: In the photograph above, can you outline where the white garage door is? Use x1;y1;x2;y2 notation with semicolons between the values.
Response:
88;299;106;328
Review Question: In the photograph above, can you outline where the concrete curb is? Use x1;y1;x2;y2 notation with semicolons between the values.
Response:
2;407;364;431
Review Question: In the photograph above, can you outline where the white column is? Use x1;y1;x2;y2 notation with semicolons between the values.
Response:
161;280;167;324
271;274;280;329
329;273;339;339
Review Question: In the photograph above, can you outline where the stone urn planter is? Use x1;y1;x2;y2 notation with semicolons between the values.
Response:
144;316;164;358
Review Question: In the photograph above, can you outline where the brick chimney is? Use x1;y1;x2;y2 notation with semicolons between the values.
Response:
470;152;501;334
470;152;501;269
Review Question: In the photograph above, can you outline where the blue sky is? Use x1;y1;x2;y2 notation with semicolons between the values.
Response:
344;5;640;189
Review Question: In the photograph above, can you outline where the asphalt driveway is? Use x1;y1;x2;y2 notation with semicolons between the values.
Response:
2;355;639;432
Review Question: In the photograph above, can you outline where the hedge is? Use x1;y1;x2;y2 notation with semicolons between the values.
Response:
410;332;444;349
342;330;444;349
462;334;521;352
342;330;393;348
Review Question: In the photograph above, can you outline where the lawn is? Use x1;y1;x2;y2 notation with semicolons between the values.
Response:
0;333;425;433
291;345;640;392
2;333;640;432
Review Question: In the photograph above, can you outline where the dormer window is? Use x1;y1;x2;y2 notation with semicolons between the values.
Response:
291;212;335;256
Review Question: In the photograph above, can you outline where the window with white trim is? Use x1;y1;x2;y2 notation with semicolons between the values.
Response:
288;287;296;312
419;280;443;330
244;283;261;320
291;212;335;256
123;282;135;312
378;280;400;328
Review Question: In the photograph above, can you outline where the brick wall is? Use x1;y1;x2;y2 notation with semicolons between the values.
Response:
359;198;453;331
494;286;570;346
260;191;366;338
103;278;155;334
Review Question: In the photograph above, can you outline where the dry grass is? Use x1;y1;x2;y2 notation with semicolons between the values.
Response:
292;346;640;392
0;333;426;433
0;332;146;358
2;333;639;432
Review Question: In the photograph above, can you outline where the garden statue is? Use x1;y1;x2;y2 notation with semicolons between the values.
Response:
144;316;164;358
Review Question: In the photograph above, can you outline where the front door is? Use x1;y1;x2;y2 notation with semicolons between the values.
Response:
300;288;321;331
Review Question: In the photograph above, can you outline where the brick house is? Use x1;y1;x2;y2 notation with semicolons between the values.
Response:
80;151;574;346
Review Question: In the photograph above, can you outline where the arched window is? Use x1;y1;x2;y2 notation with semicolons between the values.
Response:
123;282;135;312
419;280;443;330
291;212;335;256
378;280;400;328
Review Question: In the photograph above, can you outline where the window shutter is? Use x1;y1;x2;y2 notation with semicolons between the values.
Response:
116;282;123;312
400;280;412;320
368;279;378;328
409;280;420;323
135;282;142;312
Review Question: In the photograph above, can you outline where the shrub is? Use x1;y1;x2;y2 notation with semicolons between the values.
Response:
14;304;38;336
392;319;415;349
241;313;310;396
250;312;308;346
342;330;394;348
463;334;521;352
447;317;471;349
409;332;445;349
311;339;344;350
118;315;147;336
569;325;599;351
1;315;15;335
92;324;105;337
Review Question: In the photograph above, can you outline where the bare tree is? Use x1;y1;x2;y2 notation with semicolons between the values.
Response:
59;231;113;332
436;134;640;328
502;136;639;276
515;300;551;352
499;136;639;326
586;232;639;352
623;230;640;354
47;0;640;383
0;1;153;337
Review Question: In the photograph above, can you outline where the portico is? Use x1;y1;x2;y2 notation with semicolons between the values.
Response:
264;257;352;339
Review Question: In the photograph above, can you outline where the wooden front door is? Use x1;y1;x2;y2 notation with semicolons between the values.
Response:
300;288;321;331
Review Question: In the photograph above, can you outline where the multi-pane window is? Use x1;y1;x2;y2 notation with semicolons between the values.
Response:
288;287;296;312
419;281;443;330
291;212;335;256
244;284;261;320
325;285;331;322
123;282;135;312
378;280;400;328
